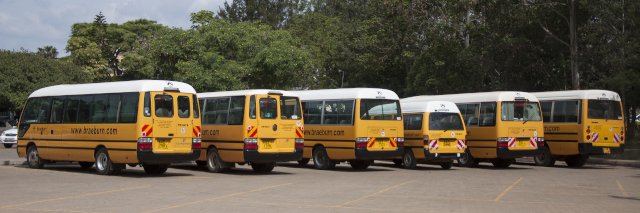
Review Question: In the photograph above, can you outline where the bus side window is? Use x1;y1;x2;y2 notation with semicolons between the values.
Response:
50;97;65;124
229;96;245;125
249;95;256;119
21;97;51;124
540;101;552;122
119;93;138;123
193;95;200;118
479;102;496;126
177;96;191;118
77;95;93;123
303;101;322;125
553;100;579;123
63;97;80;123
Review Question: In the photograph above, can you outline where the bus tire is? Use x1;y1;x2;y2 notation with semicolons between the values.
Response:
27;145;45;169
457;150;477;167
440;161;453;170
534;146;555;167
312;146;335;170
79;162;94;169
143;164;169;175
492;159;512;168
251;163;275;173
195;160;207;168
4;144;12;148
95;148;119;175
392;159;403;167
206;147;228;173
297;158;310;167
402;151;417;169
565;155;588;168
350;160;370;170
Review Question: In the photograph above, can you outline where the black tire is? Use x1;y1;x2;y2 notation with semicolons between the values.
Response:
441;161;453;170
206;147;228;173
95;148;122;175
350;160;370;170
312;146;335;170
402;150;417;169
534;146;556;167
297;158;310;167
26;145;45;169
565;155;589;168
457;150;477;167
3;144;12;148
392;159;403;167
78;162;94;169
143;164;169;175
251;163;276;173
195;160;207;168
492;159;512;168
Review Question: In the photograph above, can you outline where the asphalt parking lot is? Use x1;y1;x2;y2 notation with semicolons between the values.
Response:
0;146;638;213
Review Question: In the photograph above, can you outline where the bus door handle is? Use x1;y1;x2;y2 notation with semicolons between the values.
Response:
168;133;174;136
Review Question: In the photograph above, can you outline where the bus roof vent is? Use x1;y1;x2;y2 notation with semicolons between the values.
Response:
268;91;283;95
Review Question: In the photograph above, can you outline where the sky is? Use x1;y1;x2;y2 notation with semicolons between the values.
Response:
0;0;227;56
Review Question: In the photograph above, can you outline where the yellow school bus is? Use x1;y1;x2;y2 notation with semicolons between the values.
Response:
291;88;404;170
532;90;625;167
197;90;303;173
17;80;202;175
403;92;544;168
397;100;467;169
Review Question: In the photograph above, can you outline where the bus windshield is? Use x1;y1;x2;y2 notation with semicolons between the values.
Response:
280;96;301;120
588;100;622;120
429;112;464;131
501;102;542;121
360;99;401;120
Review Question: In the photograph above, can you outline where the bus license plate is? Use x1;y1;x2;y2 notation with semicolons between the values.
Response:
158;141;169;150
379;141;386;148
603;147;611;154
517;140;527;147
442;142;451;147
263;141;273;149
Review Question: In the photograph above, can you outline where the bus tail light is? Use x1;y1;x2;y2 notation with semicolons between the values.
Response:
192;138;202;150
138;137;153;150
295;138;304;149
586;135;591;140
355;137;370;149
396;137;404;147
497;137;510;148
244;138;258;150
423;135;429;146
536;137;544;147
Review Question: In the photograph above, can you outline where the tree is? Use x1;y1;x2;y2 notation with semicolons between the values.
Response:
36;46;58;59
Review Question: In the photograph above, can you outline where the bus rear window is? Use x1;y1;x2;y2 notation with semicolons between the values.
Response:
155;95;174;117
360;99;401;120
429;112;464;131
501;102;542;121
280;96;301;120
588;100;622;120
177;96;190;118
260;98;277;119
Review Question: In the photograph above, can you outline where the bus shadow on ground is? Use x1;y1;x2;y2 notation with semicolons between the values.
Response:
277;162;395;172
170;164;294;176
371;162;454;171
14;164;194;178
610;195;640;201
515;161;614;170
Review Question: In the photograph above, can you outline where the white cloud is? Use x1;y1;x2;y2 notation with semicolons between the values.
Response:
0;0;227;56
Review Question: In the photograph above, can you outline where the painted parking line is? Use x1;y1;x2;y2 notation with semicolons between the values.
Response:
336;180;415;207
494;177;523;202
0;185;149;209
143;183;292;213
616;180;629;197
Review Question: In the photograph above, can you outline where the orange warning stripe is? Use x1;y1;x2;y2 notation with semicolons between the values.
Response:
367;137;376;148
389;138;397;148
295;127;303;138
249;128;258;138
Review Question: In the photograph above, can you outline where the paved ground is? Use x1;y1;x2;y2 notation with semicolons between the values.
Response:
0;153;638;213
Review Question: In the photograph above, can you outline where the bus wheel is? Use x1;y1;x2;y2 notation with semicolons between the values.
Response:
402;151;417;169
440;161;453;170
350;160;370;170
492;159;512;168
312;146;335;170
206;147;228;173
392;159;403;167
78;162;94;169
457;150;477;167
143;164;169;175
534;146;555;167
565;155;588;168
297;158;310;167
251;163;275;173
95;148;121;175
195;160;207;168
27;145;45;169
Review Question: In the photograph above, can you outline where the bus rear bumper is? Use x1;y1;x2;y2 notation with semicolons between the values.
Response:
424;150;462;161
496;147;542;159
244;149;303;163
355;147;404;160
578;143;624;155
137;150;201;164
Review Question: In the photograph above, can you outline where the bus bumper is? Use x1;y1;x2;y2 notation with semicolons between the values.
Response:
496;147;542;159
355;147;404;160
244;149;303;163
137;150;201;164
578;143;624;155
424;150;462;161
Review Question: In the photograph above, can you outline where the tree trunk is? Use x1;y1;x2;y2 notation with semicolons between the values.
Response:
569;0;579;89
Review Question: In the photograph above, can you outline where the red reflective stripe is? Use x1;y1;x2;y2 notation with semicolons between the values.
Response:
250;129;258;137
146;128;153;136
142;124;149;132
295;129;302;138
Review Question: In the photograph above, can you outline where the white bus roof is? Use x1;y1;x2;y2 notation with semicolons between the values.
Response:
29;80;196;98
198;89;299;98
402;91;539;103
531;90;621;101
290;88;400;101
400;101;461;114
